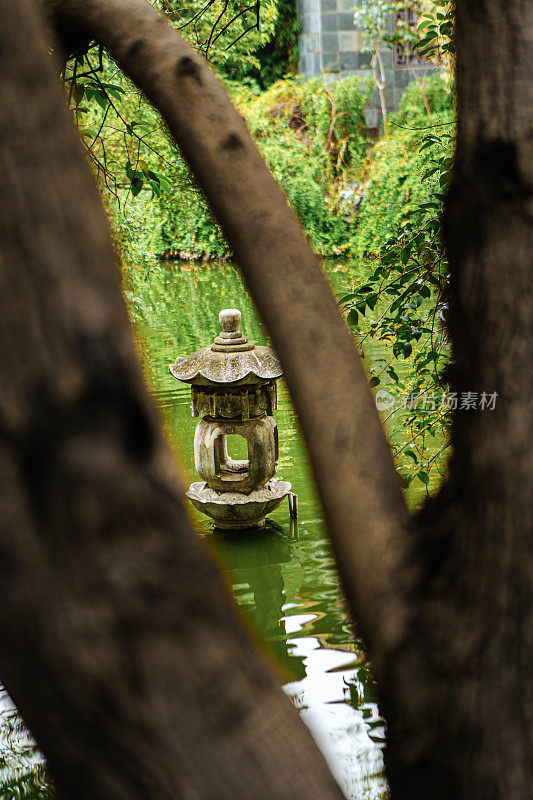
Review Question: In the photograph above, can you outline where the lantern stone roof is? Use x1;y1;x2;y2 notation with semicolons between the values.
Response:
169;309;282;386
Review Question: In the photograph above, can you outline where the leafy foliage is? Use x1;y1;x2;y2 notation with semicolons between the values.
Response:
416;0;454;65
74;70;371;263
353;0;426;133
353;77;454;253
155;0;278;76
157;75;372;257
354;0;423;53
344;77;455;493
340;4;456;494
63;0;296;213
233;76;372;254
247;0;301;89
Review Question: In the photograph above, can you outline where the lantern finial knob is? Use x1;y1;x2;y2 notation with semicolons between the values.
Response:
219;308;241;332
211;308;254;351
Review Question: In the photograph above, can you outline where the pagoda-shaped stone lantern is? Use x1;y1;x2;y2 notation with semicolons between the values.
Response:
169;309;292;530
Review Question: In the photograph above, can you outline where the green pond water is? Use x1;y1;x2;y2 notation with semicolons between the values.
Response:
0;258;443;800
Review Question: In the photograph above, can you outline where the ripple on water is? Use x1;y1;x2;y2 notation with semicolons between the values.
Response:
0;260;396;799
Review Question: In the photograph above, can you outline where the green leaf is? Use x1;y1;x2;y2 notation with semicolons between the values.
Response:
101;82;125;100
138;160;150;176
131;177;143;197
387;366;399;384
72;84;85;103
347;308;358;325
417;470;430;485
366;293;378;310
398;472;412;489
422;166;439;180
390;297;404;313
369;376;380;388
339;292;358;305
404;449;418;464
92;88;109;110
78;126;99;139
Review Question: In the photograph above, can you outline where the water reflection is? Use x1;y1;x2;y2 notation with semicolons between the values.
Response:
212;525;388;800
284;641;387;800
0;688;51;799
213;529;307;682
126;259;390;799
0;259;395;799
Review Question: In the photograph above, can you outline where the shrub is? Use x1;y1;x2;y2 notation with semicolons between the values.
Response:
354;76;454;255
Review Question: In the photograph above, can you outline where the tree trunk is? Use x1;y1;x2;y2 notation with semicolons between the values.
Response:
372;45;388;135
0;4;346;800
380;2;533;799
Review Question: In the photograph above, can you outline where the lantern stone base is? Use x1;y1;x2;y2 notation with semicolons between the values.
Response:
186;479;291;531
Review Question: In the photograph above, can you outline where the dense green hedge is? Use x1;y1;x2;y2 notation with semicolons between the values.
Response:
151;75;372;258
109;74;453;265
353;77;454;255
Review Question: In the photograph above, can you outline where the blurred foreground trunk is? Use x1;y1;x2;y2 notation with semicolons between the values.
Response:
0;3;345;800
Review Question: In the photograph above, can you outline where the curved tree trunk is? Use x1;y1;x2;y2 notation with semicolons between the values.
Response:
438;1;533;796
382;2;533;799
43;0;413;672
0;4;346;800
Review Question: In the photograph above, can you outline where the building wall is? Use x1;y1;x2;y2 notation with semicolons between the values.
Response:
297;0;430;125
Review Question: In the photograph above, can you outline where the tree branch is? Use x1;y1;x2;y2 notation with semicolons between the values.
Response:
44;0;415;671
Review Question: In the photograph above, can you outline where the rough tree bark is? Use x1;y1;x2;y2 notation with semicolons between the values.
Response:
0;4;346;800
433;1;533;797
0;0;531;799
379;2;533;799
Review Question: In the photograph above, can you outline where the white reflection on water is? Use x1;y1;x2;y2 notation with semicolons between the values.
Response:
283;633;387;800
0;687;43;787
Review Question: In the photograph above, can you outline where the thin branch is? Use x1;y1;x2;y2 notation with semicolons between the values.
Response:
46;0;414;675
211;2;257;46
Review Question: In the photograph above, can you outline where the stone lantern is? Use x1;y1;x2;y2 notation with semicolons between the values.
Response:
169;309;293;530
